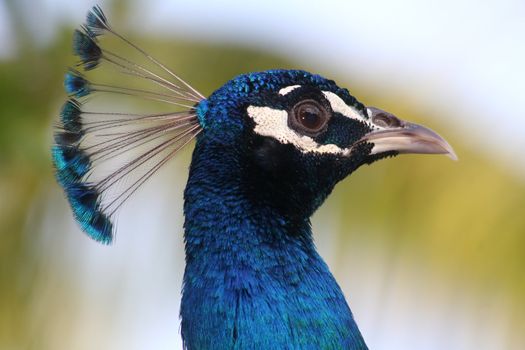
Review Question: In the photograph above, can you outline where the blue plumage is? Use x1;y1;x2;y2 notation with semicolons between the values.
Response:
182;135;367;349
85;5;109;37
53;92;111;242
65;183;112;243
51;141;113;243
64;69;91;98
54;6;455;349
73;29;102;70
52;145;90;184
180;71;373;348
59;99;83;134
52;144;112;243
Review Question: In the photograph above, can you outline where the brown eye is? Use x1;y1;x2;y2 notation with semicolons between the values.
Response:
289;99;330;135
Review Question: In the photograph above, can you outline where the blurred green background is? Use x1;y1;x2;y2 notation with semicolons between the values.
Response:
1;1;524;349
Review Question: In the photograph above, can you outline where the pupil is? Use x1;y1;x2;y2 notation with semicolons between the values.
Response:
299;106;321;129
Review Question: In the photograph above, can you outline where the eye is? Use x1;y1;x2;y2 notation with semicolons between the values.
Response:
289;99;330;136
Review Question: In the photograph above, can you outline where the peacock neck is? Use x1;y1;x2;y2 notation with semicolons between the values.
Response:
180;137;368;349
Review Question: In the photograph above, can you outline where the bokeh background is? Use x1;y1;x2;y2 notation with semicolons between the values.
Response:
1;0;524;349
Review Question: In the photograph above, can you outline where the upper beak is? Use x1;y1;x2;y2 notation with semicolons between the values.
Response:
359;107;458;161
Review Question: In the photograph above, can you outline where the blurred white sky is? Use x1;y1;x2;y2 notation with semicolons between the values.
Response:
2;0;524;174
141;0;525;174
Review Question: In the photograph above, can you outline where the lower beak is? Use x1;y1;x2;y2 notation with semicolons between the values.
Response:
360;107;458;161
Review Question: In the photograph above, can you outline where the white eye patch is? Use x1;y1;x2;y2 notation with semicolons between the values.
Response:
247;106;349;155
278;85;301;96
246;89;382;155
322;91;378;130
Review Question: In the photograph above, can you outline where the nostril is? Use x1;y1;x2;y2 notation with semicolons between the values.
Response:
368;107;403;128
372;114;391;127
373;114;402;128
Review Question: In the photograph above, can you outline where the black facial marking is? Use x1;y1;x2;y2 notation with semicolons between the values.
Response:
313;113;371;150
251;136;290;176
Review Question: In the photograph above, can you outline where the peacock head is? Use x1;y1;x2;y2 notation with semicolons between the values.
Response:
194;70;456;217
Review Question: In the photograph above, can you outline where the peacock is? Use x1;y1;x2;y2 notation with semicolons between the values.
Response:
52;6;456;349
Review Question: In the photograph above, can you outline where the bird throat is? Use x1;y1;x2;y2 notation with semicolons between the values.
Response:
179;138;368;349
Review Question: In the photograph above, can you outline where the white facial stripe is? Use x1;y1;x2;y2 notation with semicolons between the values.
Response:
247;106;350;155
278;85;301;96
322;91;364;120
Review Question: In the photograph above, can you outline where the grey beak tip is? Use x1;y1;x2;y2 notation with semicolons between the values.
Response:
446;149;459;161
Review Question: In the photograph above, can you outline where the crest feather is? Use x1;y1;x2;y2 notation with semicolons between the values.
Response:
53;6;204;243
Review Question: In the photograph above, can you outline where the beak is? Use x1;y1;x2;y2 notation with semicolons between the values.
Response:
360;107;458;161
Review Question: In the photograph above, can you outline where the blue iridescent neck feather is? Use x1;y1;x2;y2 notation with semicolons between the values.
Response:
179;70;370;349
